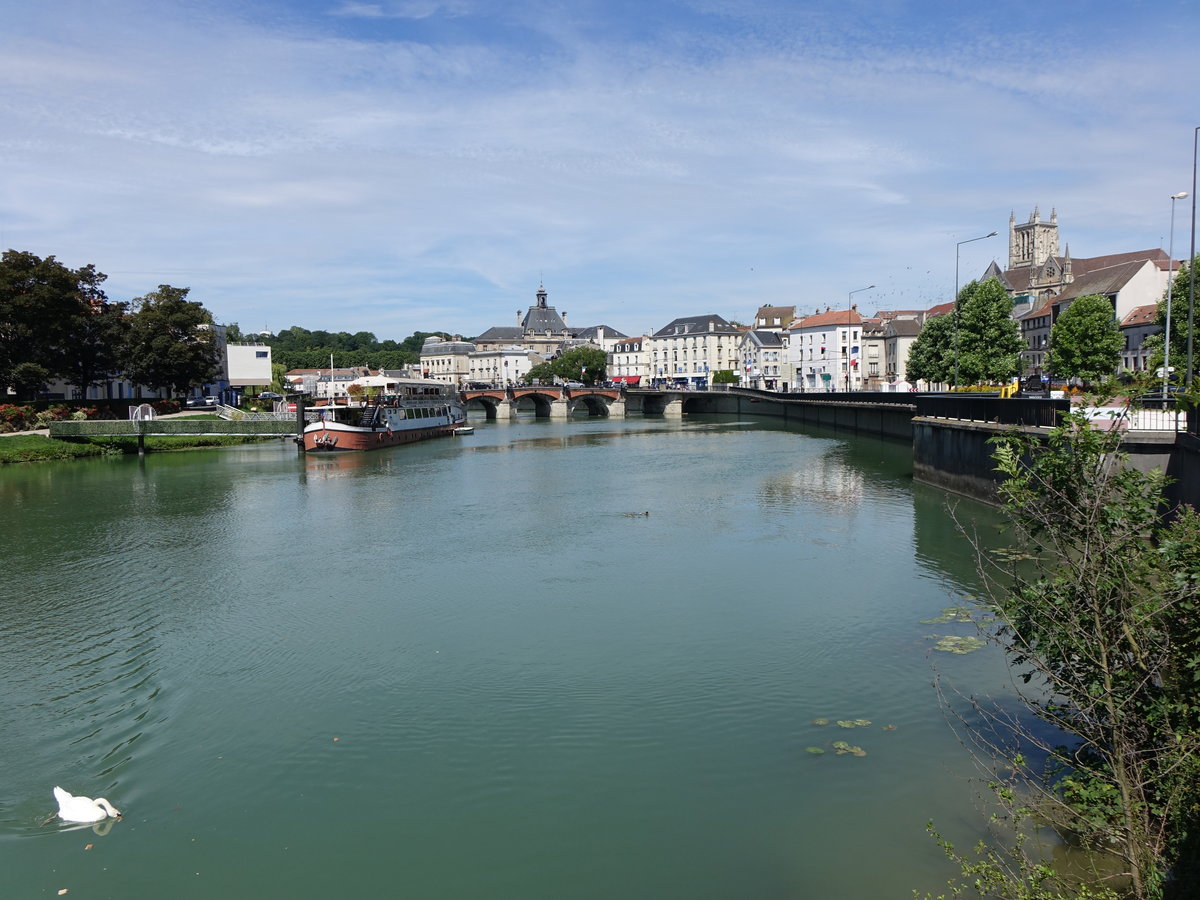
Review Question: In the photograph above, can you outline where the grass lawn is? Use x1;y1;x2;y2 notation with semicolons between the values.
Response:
0;433;278;463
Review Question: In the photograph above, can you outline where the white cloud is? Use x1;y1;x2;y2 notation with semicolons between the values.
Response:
1;0;1197;338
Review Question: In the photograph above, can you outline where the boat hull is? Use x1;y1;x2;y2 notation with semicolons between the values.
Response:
302;419;459;452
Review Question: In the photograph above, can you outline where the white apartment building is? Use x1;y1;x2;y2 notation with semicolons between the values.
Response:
787;308;863;392
608;336;648;385
647;314;740;387
419;336;476;386
738;329;786;390
468;346;543;386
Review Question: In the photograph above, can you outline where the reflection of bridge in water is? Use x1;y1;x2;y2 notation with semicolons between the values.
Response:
461;386;703;420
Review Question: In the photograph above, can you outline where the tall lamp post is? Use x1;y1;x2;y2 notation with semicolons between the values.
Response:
1188;125;1199;388
1164;191;1189;397
846;284;874;392
953;231;998;389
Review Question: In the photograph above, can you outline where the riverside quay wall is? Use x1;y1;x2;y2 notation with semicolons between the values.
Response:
707;389;1200;508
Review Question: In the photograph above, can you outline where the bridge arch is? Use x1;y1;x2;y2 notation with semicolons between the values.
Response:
464;394;506;421
566;392;614;418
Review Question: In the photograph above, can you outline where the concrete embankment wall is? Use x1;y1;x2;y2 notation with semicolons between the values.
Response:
684;391;914;441
699;390;1198;509
912;417;1195;507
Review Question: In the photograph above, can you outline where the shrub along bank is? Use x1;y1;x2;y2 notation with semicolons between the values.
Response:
0;433;280;463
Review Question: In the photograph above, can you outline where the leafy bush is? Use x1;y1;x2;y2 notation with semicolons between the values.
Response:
35;404;75;428
0;404;35;432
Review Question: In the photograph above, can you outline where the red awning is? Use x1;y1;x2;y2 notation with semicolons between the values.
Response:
611;376;641;384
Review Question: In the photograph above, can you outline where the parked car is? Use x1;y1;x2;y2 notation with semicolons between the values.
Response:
186;396;219;408
257;391;282;400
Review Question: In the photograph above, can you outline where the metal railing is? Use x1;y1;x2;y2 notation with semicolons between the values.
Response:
914;395;1067;427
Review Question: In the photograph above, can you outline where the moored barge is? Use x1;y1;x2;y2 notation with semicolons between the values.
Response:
302;378;466;452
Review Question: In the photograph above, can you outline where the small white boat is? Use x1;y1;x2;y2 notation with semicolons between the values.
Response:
453;426;474;435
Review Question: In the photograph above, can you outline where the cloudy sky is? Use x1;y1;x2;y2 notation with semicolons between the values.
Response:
2;0;1198;340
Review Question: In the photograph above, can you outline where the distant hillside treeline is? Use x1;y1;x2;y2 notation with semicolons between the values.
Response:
257;326;465;372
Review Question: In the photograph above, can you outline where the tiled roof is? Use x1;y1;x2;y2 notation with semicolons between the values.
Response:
574;325;629;340
746;329;785;347
883;318;923;337
652;314;738;337
521;305;569;333
925;301;956;318
1054;259;1151;302
1017;297;1055;321
473;326;525;342
1121;304;1158;327
789;308;862;329
1071;248;1167;278
755;305;796;319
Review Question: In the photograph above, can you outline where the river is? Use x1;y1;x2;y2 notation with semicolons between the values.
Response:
0;414;1010;898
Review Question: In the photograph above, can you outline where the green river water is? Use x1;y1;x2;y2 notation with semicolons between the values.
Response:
0;415;1011;898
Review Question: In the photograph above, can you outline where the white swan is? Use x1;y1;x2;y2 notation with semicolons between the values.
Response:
53;786;121;823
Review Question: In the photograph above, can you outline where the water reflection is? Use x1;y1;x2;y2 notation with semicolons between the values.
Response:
0;453;249;837
1;420;1010;898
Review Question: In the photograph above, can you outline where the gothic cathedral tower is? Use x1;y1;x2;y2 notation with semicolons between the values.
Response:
1008;207;1059;270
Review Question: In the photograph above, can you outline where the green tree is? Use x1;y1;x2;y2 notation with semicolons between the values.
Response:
557;346;607;383
954;278;1023;384
1048;294;1123;383
123;285;221;395
0;251;108;396
1141;256;1198;381
11;362;51;400
931;410;1200;899
905;313;956;386
61;300;130;397
711;369;739;384
526;347;607;384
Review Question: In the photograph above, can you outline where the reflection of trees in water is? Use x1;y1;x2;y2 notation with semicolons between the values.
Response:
0;457;245;829
911;481;1004;594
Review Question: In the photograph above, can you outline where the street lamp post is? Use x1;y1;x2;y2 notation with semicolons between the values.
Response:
846;285;874;392
1165;192;1189;397
953;231;998;389
1188;125;1199;388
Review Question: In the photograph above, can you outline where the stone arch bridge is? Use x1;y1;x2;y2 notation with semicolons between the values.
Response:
460;386;694;420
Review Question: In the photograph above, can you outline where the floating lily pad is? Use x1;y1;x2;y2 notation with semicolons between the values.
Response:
833;741;866;756
921;605;974;624
836;720;856;728
831;740;851;751
811;718;829;726
881;724;897;731
853;718;871;727
933;635;987;654
805;747;825;755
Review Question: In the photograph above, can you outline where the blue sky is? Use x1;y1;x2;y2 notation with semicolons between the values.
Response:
2;0;1198;340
